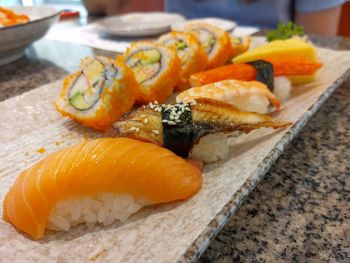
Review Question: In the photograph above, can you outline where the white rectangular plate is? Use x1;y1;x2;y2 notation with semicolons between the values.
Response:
0;47;349;263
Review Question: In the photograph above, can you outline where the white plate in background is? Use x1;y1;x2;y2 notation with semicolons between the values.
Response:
171;17;237;32
96;12;186;37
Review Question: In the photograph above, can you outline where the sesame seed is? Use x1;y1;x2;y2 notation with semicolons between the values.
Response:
168;121;176;125
152;129;160;135
128;127;138;132
143;118;148;124
162;119;168;123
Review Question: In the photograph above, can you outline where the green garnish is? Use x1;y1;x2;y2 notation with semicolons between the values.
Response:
92;79;99;87
176;40;187;50
209;37;215;46
267;22;304;42
69;92;92;110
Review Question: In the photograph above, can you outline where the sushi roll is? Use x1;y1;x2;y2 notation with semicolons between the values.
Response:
125;41;181;104
183;22;231;69
3;138;202;239
158;31;208;91
229;36;252;60
55;56;139;131
107;98;291;159
176;79;281;114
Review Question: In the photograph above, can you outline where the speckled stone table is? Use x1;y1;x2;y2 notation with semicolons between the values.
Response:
198;78;350;263
0;36;349;263
197;36;350;263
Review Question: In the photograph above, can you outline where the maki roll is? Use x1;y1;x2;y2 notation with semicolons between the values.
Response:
229;36;252;60
158;31;208;91
183;22;231;69
125;42;181;104
55;56;139;131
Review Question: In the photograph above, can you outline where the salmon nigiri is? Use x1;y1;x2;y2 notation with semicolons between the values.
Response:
176;80;281;114
3;138;202;240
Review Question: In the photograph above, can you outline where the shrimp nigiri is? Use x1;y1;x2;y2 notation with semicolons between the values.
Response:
176;79;281;114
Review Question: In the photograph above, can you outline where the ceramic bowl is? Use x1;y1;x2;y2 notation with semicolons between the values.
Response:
0;6;60;65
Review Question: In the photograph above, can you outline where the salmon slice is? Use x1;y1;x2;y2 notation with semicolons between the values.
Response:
177;79;281;109
3;138;202;240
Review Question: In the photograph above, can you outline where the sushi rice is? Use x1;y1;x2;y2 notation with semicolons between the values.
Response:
47;193;149;231
190;133;229;163
273;76;292;102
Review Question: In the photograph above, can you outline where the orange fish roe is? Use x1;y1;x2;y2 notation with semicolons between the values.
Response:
36;147;46;154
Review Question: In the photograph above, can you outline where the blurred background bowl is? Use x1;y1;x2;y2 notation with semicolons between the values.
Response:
0;5;60;65
95;12;185;37
171;18;237;32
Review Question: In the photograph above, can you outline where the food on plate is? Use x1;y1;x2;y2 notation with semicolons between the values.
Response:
55;56;139;131
183;22;231;69
266;22;304;42
176;80;280;114
229;36;252;59
107;98;291;160
233;38;316;64
273;76;292;102
3;138;202;239
233;37;320;84
125;41;180;104
190;57;321;86
0;6;29;27
158;31;208;91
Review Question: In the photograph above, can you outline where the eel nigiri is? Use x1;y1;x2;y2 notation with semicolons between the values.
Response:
107;98;291;158
3;138;202;239
176;79;281;114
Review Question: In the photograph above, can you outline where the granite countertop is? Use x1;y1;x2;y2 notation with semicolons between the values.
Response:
0;36;349;262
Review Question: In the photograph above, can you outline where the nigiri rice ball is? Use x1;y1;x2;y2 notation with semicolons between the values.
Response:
231;94;270;114
273;76;292;102
47;193;149;231
190;133;229;163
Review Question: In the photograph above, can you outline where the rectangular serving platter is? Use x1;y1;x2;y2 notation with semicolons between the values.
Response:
0;46;349;263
